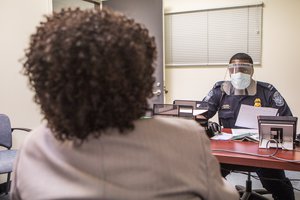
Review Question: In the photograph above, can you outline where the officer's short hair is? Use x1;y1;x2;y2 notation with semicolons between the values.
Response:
229;53;253;64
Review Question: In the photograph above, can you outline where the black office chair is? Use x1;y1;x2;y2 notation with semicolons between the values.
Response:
223;164;270;200
235;171;270;200
0;114;31;194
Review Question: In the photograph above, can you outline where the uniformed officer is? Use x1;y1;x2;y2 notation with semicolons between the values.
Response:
203;53;295;200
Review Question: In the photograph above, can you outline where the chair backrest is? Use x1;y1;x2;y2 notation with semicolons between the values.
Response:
0;114;12;149
153;104;179;117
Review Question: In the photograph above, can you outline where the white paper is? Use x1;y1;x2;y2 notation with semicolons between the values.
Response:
231;128;259;141
179;108;193;114
211;129;259;141
235;104;278;129
211;133;233;140
179;109;207;116
192;109;208;116
231;128;258;136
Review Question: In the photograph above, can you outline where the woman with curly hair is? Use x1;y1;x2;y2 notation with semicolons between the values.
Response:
11;8;238;200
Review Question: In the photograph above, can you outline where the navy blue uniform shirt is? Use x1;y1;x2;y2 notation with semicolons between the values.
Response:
203;81;292;128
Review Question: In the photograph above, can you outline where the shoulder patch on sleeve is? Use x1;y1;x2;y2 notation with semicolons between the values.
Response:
258;82;274;91
203;90;214;102
273;91;284;107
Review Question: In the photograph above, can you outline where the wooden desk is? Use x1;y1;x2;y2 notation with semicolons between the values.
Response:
211;139;300;171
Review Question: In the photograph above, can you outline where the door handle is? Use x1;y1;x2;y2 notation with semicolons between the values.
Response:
152;89;162;96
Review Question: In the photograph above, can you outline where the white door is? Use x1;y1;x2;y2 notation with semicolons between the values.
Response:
103;0;164;107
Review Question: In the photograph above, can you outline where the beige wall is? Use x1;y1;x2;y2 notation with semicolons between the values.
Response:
0;0;50;183
0;0;50;147
164;0;300;131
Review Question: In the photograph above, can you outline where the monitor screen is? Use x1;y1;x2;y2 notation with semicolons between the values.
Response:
258;116;298;150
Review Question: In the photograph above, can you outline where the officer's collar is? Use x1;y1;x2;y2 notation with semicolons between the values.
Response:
222;80;257;96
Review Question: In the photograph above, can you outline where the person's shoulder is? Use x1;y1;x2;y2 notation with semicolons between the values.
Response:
135;117;208;143
213;81;225;89
154;116;199;127
146;116;205;134
257;81;275;91
203;81;227;101
30;124;53;139
20;124;54;152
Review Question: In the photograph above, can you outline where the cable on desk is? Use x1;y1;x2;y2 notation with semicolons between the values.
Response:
212;148;278;158
265;139;279;149
270;156;300;163
213;148;300;163
267;139;300;163
212;139;300;163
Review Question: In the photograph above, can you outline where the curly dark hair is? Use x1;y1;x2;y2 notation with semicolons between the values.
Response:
23;8;156;141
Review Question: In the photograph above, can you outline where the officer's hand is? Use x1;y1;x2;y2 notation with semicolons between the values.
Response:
208;121;221;134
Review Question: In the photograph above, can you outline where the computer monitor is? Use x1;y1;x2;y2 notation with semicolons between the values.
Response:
258;116;298;150
173;100;208;110
173;100;208;116
152;104;195;119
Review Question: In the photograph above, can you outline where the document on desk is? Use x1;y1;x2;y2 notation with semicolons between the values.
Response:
231;128;258;136
211;133;232;140
235;104;278;129
231;129;259;141
211;129;259;141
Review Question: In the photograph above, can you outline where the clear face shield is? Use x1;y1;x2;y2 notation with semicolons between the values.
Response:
228;63;253;75
227;63;253;90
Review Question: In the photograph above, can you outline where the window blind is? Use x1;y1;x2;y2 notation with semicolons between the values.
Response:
165;5;262;67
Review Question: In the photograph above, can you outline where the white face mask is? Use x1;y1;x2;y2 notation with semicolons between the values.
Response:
230;72;251;90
